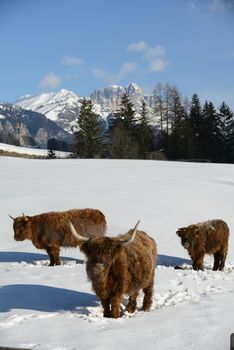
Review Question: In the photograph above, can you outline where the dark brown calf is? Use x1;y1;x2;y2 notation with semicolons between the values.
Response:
10;209;106;265
69;221;157;318
176;219;229;271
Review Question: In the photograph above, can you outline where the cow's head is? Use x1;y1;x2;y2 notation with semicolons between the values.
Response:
10;213;32;241
69;220;140;298
176;225;200;250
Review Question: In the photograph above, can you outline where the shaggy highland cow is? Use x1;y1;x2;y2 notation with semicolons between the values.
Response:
10;209;106;266
176;219;229;271
69;220;157;318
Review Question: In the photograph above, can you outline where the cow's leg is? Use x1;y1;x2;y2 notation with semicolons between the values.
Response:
126;291;138;313
46;246;61;266
46;247;55;266
192;254;204;271
110;295;122;318
142;283;153;311
213;252;221;271
219;250;227;271
101;298;111;318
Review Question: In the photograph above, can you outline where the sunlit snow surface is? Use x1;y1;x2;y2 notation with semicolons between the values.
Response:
0;157;233;349
0;143;70;158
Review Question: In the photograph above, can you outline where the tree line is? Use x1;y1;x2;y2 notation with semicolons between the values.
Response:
61;83;234;163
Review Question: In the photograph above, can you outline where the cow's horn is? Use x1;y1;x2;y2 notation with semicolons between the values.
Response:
9;215;15;221
69;221;89;242
22;213;28;221
117;220;140;246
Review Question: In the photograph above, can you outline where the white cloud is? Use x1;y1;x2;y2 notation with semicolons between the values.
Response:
92;62;137;84
187;0;233;14
92;68;114;83
149;58;167;72
145;45;166;60
127;41;168;72
62;55;83;67
116;62;138;81
209;0;227;13
38;73;61;90
127;41;149;52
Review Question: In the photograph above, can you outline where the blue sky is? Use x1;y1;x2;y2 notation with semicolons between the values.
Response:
0;0;234;108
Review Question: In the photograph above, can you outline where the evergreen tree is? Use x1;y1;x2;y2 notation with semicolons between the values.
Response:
47;138;57;159
167;102;190;159
218;102;234;162
114;91;137;132
188;94;203;158
136;100;155;158
109;92;139;158
165;88;198;160
201;101;220;161
74;98;103;158
47;148;56;159
47;138;59;151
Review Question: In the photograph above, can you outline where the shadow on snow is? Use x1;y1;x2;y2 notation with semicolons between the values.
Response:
158;254;191;267
0;284;99;313
0;251;83;265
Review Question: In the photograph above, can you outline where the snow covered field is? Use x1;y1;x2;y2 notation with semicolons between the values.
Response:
0;157;233;350
0;143;70;158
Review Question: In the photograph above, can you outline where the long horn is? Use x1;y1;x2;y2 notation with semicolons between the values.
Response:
69;221;89;242
117;220;140;246
22;213;28;221
9;214;15;221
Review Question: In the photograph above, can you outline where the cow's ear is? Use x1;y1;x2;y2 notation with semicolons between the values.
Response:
79;241;89;255
176;228;183;237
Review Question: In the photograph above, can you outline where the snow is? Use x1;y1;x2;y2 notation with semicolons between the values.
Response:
108;84;123;90
15;90;80;122
0;114;5;119
0;157;234;349
0;143;70;158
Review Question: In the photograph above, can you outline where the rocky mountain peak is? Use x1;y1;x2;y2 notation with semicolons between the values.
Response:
15;84;158;134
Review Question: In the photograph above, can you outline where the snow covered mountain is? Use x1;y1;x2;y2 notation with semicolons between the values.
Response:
16;89;82;133
91;83;155;112
15;84;157;133
0;101;73;148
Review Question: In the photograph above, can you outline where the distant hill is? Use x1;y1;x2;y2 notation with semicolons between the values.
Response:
0;101;73;148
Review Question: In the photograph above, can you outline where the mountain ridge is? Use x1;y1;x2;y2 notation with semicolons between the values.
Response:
0;101;73;148
15;83;158;133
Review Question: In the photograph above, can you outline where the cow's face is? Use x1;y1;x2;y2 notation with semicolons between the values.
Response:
176;225;198;250
83;238;120;276
81;237;122;297
13;216;32;241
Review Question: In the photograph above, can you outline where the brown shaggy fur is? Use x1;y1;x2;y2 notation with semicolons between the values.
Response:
12;209;106;265
71;225;157;318
176;219;229;271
